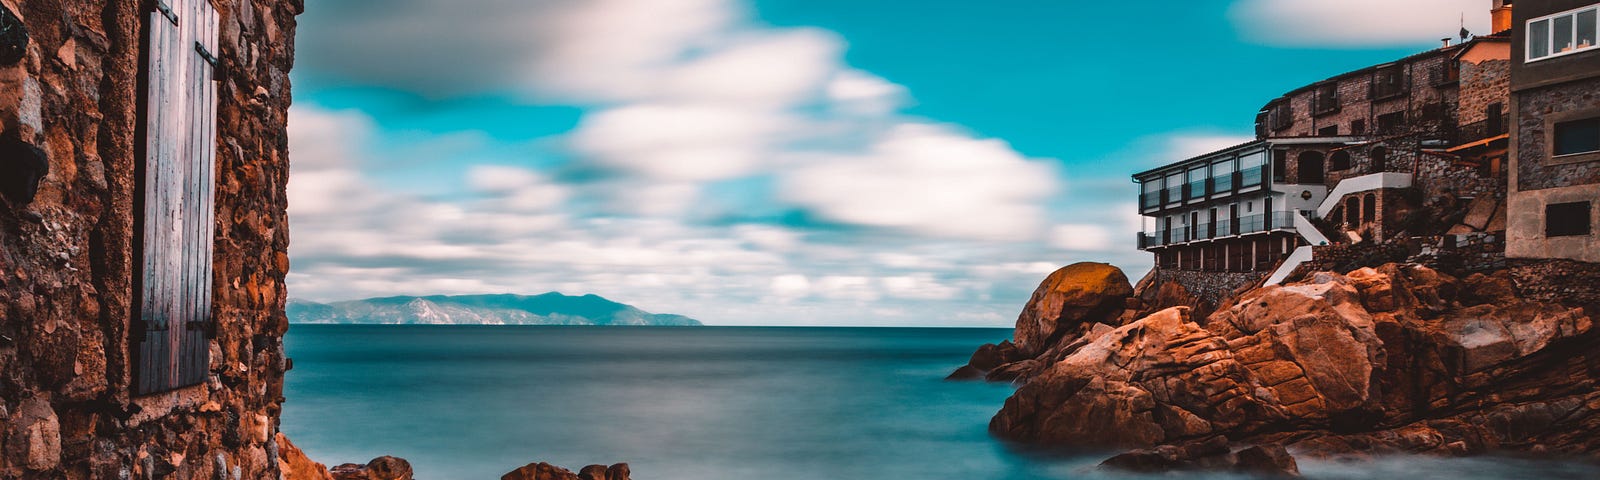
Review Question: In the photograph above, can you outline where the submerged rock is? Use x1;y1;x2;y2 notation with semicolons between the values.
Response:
502;461;631;480
329;456;412;480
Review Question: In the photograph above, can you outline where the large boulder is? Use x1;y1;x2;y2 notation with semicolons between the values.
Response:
981;262;1600;471
1012;262;1133;357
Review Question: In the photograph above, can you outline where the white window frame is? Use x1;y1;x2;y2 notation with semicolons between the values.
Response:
1526;4;1600;63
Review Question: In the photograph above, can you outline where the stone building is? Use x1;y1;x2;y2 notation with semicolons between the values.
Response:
1506;0;1600;262
0;0;301;478
1135;1;1515;300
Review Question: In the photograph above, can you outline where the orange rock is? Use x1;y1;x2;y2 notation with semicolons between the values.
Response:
275;433;332;480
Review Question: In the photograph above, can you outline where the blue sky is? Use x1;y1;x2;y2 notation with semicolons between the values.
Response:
284;0;1491;326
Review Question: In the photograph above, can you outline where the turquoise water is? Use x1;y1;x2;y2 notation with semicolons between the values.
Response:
282;325;1600;479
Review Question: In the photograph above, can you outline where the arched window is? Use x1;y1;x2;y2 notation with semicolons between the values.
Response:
1330;150;1352;171
1346;197;1360;228
1371;146;1388;172
1297;151;1326;184
1364;193;1377;224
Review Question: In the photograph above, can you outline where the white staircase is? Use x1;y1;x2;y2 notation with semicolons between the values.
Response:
1265;245;1315;286
1264;172;1413;286
1314;172;1412;218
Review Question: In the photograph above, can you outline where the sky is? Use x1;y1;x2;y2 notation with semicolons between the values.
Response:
284;0;1492;326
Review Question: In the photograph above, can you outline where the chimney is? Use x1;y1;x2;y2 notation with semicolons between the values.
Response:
1492;0;1513;34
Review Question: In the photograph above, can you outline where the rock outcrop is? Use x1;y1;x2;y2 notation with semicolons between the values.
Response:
949;262;1132;382
277;433;334;480
963;262;1600;474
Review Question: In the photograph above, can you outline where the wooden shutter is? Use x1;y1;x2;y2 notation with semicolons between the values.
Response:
136;0;220;396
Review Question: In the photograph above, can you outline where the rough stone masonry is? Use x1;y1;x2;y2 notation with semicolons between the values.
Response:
0;0;302;478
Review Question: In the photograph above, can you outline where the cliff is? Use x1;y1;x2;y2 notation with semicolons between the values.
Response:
954;262;1600;474
287;293;703;326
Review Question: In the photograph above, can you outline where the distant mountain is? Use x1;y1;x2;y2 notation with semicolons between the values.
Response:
287;293;702;326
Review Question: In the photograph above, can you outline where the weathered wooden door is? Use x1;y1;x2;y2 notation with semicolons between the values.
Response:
136;0;220;396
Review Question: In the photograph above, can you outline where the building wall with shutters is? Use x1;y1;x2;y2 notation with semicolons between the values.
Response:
0;0;303;478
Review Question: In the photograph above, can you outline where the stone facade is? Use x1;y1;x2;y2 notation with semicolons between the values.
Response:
1513;79;1600;192
1504;0;1600;263
0;1;301;478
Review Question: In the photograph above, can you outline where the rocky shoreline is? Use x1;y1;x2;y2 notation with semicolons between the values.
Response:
952;262;1600;476
276;433;630;480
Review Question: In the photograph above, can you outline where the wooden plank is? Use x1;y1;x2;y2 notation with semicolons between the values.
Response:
135;0;220;394
138;7;174;395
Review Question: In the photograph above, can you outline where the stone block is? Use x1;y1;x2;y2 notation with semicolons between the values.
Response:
1462;197;1496;230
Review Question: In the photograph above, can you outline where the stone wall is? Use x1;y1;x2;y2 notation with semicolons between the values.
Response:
1514;78;1600;192
0;1;301;478
1265;49;1458;140
1458;58;1509;126
1508;258;1600;307
1142;268;1264;312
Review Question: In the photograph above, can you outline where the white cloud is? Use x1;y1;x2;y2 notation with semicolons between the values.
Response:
285;0;1106;327
781;123;1058;241
1230;0;1492;47
569;103;797;183
828;70;911;116
1165;134;1255;161
1050;224;1113;252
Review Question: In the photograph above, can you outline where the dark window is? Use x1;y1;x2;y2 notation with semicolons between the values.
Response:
1487;103;1504;136
1430;62;1459;86
1373;65;1407;99
1345;197;1360;228
1297;151;1325;184
1377;112;1406;134
1546;201;1592;237
1318;125;1340;136
1269;101;1293;131
1363;193;1377;223
1272;150;1287;182
1553;117;1600;156
1371;146;1388;171
1351;119;1366;135
1314;83;1340;115
1330;150;1352;170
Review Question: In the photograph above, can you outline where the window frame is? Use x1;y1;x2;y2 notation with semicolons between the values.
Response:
1526;4;1600;63
1544;107;1600;165
1545;201;1593;238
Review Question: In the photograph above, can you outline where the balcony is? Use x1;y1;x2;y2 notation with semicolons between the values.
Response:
1240;166;1264;187
1447;118;1510;147
1136;212;1298;250
1140;191;1162;210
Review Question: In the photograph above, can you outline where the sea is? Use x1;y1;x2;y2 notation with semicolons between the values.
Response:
282;325;1600;480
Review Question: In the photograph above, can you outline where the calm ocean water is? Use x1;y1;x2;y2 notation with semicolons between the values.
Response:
282;325;1600;480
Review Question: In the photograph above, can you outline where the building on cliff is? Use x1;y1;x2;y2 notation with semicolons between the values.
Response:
1505;0;1600;263
0;0;302;477
1134;1;1517;304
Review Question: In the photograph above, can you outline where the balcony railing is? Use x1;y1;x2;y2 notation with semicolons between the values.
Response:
1240;166;1263;187
1213;174;1234;192
1140;192;1161;209
1137;212;1299;250
1449;118;1509;146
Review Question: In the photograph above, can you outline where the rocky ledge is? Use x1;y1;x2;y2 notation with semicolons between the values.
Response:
953;262;1600;475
